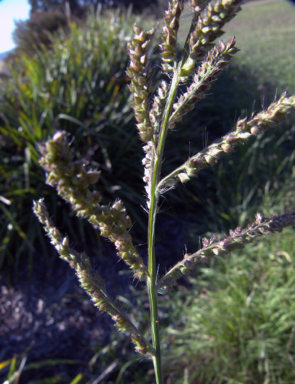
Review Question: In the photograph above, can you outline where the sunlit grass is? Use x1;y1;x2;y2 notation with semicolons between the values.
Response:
164;228;295;383
223;0;295;92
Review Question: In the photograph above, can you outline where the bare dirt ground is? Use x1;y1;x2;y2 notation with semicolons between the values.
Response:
0;256;114;382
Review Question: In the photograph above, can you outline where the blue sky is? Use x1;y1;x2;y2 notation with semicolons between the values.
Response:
0;0;30;53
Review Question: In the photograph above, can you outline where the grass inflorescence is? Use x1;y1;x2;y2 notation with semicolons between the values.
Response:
29;1;295;383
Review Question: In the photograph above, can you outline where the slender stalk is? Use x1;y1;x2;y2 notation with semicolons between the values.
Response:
147;65;181;384
147;164;162;383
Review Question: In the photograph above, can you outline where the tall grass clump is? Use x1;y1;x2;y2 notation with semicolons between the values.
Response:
0;8;144;273
32;0;295;382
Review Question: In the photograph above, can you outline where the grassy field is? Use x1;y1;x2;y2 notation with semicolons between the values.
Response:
177;0;295;92
223;0;295;92
164;227;295;383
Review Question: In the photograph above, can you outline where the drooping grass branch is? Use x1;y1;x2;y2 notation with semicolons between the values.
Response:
33;198;153;355
158;92;295;190
36;131;148;281
33;1;295;383
157;211;295;291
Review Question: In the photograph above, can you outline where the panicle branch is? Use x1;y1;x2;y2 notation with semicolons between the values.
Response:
158;211;295;291
178;0;243;80
186;0;243;67
170;37;239;129
159;93;295;190
37;131;149;281
33;199;153;355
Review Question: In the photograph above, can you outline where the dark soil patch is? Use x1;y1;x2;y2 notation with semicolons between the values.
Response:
0;257;113;382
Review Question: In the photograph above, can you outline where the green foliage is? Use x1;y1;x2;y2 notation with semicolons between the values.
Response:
0;8;141;274
164;229;295;383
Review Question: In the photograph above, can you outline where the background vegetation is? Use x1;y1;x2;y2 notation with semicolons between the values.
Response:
0;8;143;275
1;0;295;382
163;229;295;383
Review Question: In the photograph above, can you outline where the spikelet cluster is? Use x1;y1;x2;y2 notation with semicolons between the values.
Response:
142;80;170;207
158;211;295;291
127;25;157;142
170;37;238;129
37;131;149;280
181;0;244;78
191;0;211;14
160;0;185;73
